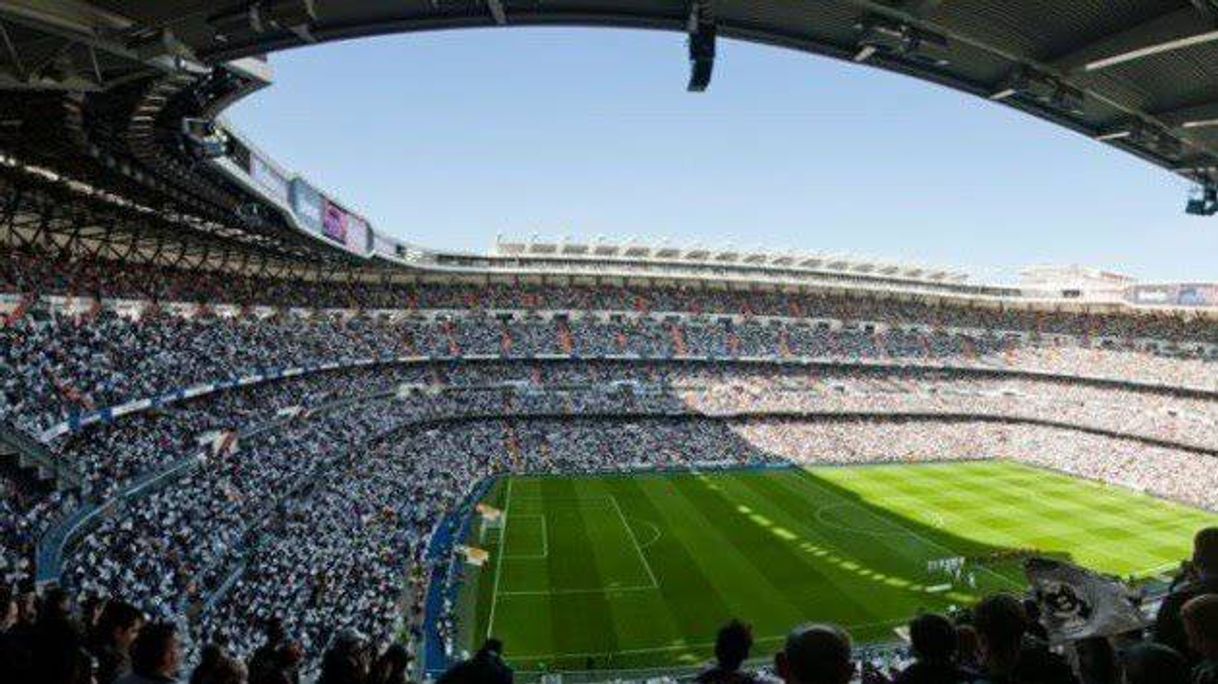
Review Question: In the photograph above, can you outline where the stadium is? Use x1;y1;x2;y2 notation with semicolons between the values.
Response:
5;2;1218;684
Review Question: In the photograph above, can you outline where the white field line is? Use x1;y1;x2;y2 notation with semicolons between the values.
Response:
609;494;660;590
486;478;513;639
540;513;548;559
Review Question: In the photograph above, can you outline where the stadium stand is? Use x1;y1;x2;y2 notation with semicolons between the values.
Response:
6;2;1218;683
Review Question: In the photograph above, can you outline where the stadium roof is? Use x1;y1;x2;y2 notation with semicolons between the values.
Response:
4;0;1218;192
2;1;1218;290
493;236;968;283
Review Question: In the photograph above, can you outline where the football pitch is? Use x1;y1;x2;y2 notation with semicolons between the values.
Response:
463;461;1218;672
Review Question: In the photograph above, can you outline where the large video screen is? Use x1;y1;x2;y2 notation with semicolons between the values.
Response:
322;201;348;244
290;180;324;234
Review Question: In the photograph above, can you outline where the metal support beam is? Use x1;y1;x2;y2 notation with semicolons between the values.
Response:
1154;100;1218;130
0;19;27;81
687;0;715;92
487;0;507;26
1048;7;1218;73
1190;1;1218;19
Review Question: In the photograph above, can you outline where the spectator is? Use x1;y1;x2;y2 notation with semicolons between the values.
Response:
190;646;247;684
893;613;968;684
370;643;410;684
1119;642;1190;684
972;593;1075;684
1073;637;1117;684
956;625;982;675
119;622;183;684
697;619;756;684
247;619;287;684
317;631;373;684
92;600;144;684
438;638;513;684
1183;595;1218;684
973;594;1028;682
1156;529;1218;661
774;624;853;684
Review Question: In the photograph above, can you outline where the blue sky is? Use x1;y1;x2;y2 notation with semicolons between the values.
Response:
227;28;1216;284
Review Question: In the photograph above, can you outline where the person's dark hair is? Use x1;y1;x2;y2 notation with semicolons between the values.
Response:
1183;593;1218;653
909;613;957;663
373;643;411;684
480;638;504;656
973;594;1027;653
131;622;178;677
197;653;245;684
1195;527;1218;571
1021;599;1041;622
777;624;852;684
1073;637;1117;684
955;624;980;667
1120;642;1190;684
1009;643;1075;684
319;632;371;684
263;617;286;644
47;645;95;684
39;587;73;624
0;584;13;625
191;643;225;684
714;619;754;671
96;600;142;639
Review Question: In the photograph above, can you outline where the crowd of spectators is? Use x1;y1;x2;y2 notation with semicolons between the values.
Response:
6;247;1218;344
9;251;1218;681
7;361;1218;669
7;305;1218;442
5;529;1218;684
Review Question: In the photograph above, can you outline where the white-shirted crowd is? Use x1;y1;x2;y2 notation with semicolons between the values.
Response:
5;253;1218;684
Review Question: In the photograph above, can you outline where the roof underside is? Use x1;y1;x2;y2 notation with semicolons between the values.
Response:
42;0;1218;185
0;0;1216;280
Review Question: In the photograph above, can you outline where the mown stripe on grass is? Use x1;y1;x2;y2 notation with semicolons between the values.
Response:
617;475;739;649
542;477;620;663
677;472;883;631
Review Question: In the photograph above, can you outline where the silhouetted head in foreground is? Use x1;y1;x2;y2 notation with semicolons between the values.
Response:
1120;642;1190;684
775;624;853;684
1195;528;1218;574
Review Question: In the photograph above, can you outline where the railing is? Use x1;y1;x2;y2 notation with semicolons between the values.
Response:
0;418;80;488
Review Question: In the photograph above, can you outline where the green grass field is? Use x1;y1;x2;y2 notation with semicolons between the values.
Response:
464;460;1218;672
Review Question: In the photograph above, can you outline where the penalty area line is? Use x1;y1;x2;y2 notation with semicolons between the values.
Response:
610;494;660;590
